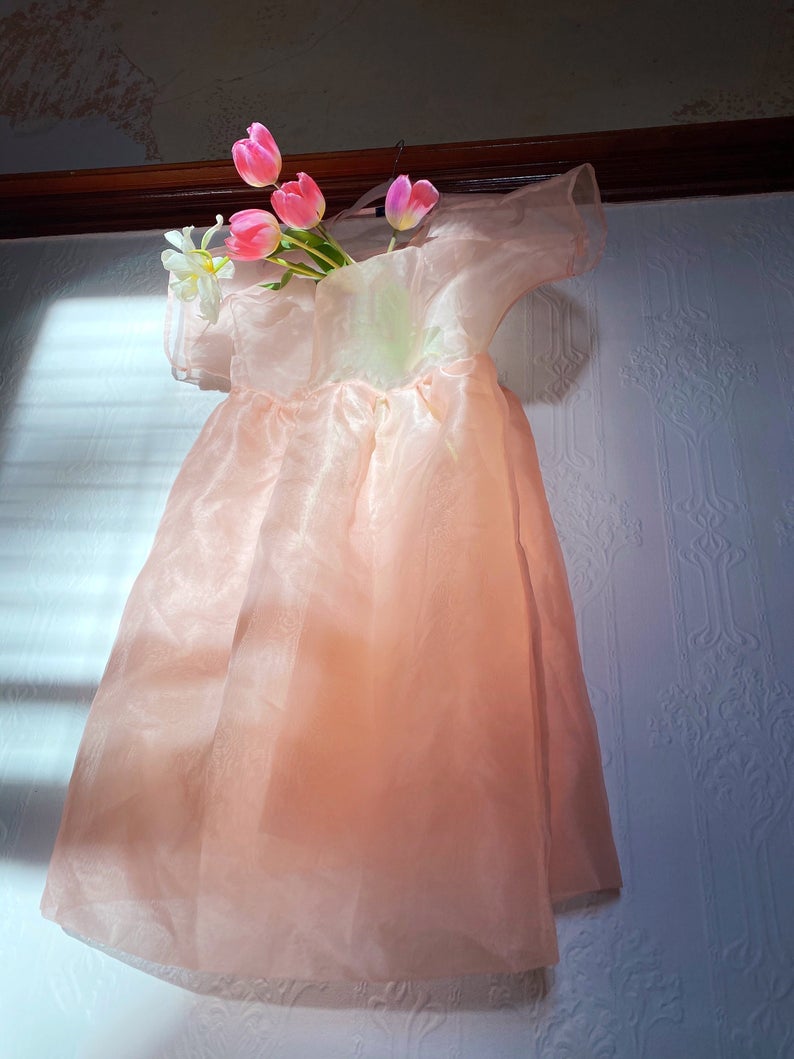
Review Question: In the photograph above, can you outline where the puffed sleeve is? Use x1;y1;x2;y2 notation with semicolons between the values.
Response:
446;164;607;349
164;260;271;391
164;287;235;391
497;162;605;292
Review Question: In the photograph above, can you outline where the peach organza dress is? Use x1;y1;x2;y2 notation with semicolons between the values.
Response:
42;164;621;984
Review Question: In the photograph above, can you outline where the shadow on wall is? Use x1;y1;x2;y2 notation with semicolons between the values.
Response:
490;286;594;406
0;778;78;866
73;964;559;1059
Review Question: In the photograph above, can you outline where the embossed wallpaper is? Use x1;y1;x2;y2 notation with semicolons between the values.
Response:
1;190;793;1057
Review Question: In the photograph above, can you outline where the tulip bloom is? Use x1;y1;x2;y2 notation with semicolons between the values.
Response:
271;172;326;230
232;122;282;188
225;209;282;260
161;215;235;324
385;175;439;232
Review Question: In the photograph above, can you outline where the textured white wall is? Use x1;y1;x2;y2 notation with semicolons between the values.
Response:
1;188;793;1057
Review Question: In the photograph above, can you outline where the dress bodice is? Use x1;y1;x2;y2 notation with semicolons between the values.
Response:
223;245;468;396
311;247;453;389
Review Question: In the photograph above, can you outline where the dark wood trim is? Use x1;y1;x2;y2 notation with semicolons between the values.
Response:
1;116;791;239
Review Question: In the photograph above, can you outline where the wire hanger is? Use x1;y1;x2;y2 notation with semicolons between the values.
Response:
370;140;407;217
389;139;406;182
331;139;408;223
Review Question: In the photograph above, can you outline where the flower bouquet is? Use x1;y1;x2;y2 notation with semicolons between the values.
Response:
161;123;440;324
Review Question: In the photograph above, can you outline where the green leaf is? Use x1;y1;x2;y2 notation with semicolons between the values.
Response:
300;249;334;274
259;270;294;291
270;257;325;279
284;227;324;247
277;230;347;272
286;248;331;275
315;240;346;267
286;242;344;274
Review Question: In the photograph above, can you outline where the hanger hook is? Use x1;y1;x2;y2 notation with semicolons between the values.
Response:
389;139;406;182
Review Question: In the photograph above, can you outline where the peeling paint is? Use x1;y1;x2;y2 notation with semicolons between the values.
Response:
673;91;793;123
0;0;792;174
0;0;159;165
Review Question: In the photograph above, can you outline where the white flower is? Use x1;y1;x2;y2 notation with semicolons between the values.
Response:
161;215;235;324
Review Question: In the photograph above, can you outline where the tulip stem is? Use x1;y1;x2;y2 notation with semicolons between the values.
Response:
269;258;325;280
282;234;341;271
316;222;357;266
386;233;397;254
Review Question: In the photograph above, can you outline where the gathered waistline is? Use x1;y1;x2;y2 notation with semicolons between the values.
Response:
228;352;497;405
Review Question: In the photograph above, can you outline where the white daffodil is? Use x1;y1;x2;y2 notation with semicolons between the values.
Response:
161;215;235;324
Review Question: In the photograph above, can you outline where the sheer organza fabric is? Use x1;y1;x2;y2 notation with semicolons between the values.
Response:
42;164;621;983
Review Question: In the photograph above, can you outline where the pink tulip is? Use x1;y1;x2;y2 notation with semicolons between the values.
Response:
231;123;282;188
224;209;282;260
385;175;439;232
271;172;326;230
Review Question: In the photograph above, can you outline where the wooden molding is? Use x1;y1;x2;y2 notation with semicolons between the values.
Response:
0;116;791;239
